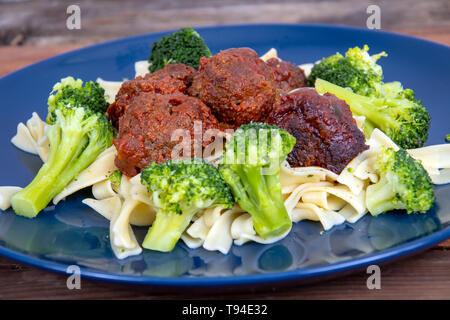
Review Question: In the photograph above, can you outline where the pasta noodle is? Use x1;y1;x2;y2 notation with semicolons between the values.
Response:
82;172;156;259
231;213;292;245
260;48;280;62
202;209;243;254
109;198;143;259
92;180;117;200
81;196;120;221
280;163;338;193
184;206;237;253
298;63;314;78
96;60;150;103
183;205;291;254
292;203;346;230
95;78;122;104
134;60;151;77
0;186;22;211
10;112;49;162
407;144;450;168
407;144;450;185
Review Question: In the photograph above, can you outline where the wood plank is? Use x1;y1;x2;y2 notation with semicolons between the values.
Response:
0;45;83;77
438;239;450;248
0;248;449;299
394;27;450;46
1;0;450;45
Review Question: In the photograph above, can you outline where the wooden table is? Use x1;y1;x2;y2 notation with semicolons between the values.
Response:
0;28;449;300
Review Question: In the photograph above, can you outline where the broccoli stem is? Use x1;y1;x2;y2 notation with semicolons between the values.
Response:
221;167;258;214
142;208;198;252
243;166;270;208
11;120;91;218
237;166;291;239
264;173;285;209
54;135;106;189
315;78;397;133
366;175;401;216
361;118;376;137
24;124;61;186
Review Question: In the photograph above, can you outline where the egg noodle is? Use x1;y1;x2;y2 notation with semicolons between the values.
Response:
2;49;449;259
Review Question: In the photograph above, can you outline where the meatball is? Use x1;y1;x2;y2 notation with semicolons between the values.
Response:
114;92;219;177
188;48;276;127
107;63;196;127
265;58;307;93
268;88;368;174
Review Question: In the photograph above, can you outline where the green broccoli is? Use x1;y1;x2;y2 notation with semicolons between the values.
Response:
11;77;114;218
218;123;296;239
366;147;435;216
109;169;122;188
148;27;211;73
309;45;386;96
315;78;431;149
140;159;233;252
445;134;450;143
47;76;109;124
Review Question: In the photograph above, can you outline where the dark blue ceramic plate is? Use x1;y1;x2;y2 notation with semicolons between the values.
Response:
1;24;449;287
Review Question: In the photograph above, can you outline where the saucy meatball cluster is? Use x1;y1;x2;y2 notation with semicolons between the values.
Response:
265;57;307;93
188;48;276;127
109;47;367;177
114;93;218;177
189;48;307;127
268;88;368;174
107;63;196;128
109;63;219;176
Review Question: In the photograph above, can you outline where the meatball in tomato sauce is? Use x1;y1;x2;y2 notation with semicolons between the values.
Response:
188;48;277;128
113;92;219;177
265;58;307;93
107;63;196;127
268;88;368;174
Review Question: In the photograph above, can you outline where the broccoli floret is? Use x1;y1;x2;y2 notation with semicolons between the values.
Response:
47;76;109;124
309;45;386;96
148;27;211;73
315;78;431;149
366;147;435;216
140;159;233;252
445;134;450;143
11;78;114;218
109;169;122;188
380;81;403;98
218;123;296;239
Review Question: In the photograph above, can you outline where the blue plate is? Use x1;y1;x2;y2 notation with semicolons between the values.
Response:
0;24;449;287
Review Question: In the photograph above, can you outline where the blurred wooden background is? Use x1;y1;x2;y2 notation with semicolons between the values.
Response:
1;0;449;46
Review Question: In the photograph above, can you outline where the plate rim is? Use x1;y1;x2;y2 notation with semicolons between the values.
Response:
0;23;449;286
